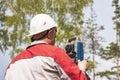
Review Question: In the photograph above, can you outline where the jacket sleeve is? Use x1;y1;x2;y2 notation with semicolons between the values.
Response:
54;48;87;80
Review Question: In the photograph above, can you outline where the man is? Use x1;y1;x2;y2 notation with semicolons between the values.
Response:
5;14;88;80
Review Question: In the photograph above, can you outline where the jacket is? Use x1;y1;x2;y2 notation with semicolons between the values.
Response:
5;41;87;80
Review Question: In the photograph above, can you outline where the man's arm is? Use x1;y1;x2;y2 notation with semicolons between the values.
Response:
54;48;87;80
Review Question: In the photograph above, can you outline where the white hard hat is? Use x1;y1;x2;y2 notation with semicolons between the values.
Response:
28;14;58;36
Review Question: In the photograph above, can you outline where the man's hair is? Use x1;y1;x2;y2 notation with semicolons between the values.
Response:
31;30;49;42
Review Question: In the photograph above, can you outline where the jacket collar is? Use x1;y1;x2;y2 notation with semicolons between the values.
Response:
30;40;47;46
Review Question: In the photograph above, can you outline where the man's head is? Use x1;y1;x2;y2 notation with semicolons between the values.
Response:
28;14;57;45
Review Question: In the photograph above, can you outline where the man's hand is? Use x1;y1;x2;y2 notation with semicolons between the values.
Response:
77;60;88;72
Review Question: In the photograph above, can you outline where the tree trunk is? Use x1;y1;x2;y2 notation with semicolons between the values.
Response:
116;25;119;80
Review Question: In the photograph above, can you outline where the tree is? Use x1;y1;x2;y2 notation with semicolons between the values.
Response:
98;42;119;80
0;0;8;54
0;0;93;58
100;42;118;60
96;70;116;80
84;3;104;80
112;0;120;79
96;0;120;79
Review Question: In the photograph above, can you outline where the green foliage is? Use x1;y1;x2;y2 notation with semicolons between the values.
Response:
99;42;120;79
111;65;120;70
96;71;116;80
112;0;120;79
88;60;95;71
0;0;93;58
99;42;119;60
0;0;8;53
0;0;5;22
112;0;120;36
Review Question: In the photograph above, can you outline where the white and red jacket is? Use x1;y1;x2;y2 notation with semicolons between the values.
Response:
5;41;87;80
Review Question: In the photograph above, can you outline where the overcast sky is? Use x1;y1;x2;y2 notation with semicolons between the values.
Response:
94;0;116;45
84;0;116;48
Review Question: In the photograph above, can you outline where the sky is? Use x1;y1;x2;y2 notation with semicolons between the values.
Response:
94;0;116;46
0;0;117;80
0;54;10;80
84;0;116;47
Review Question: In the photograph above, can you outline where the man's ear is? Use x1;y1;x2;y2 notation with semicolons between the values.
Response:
47;30;54;39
